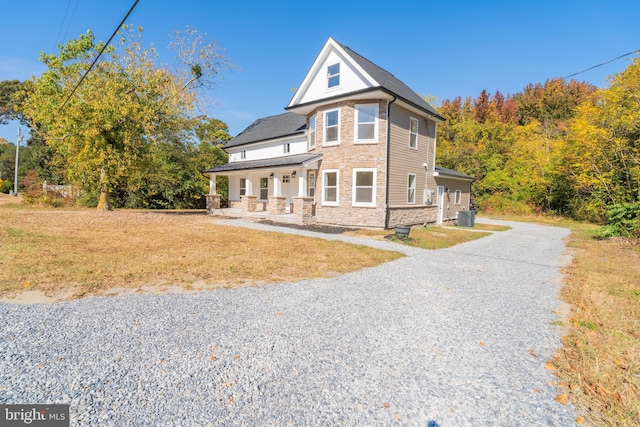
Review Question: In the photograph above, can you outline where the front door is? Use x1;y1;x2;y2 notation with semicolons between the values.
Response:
281;174;292;212
437;186;444;224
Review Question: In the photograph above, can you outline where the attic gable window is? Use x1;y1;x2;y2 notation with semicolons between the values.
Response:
327;63;340;88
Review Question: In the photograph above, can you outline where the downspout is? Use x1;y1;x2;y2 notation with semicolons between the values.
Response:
384;96;397;229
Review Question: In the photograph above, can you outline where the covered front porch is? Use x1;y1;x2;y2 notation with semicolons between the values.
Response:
203;153;322;225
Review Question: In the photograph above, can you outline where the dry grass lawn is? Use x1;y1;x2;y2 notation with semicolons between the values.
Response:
0;206;402;302
556;228;639;426
347;224;495;249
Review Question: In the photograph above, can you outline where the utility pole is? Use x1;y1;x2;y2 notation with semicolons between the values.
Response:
13;128;21;197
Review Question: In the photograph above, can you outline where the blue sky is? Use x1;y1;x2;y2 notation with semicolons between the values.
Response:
1;0;639;144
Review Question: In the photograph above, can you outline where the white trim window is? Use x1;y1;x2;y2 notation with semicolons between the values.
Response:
407;174;416;204
455;189;462;205
282;174;290;184
327;63;340;88
322;169;339;205
323;108;340;146
283;143;291;153
308;172;315;197
409;117;418;149
355;104;378;143
352;168;376;207
240;178;247;196
309;115;316;149
240;150;247;160
260;177;268;200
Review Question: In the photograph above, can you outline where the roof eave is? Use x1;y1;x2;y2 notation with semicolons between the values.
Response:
224;130;306;149
286;87;444;122
286;87;391;115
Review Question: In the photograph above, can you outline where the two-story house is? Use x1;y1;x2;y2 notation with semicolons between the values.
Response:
203;37;474;228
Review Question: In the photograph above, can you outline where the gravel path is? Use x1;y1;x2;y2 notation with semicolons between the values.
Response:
0;218;577;426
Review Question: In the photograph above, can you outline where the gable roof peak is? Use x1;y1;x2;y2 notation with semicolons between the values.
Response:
287;38;443;120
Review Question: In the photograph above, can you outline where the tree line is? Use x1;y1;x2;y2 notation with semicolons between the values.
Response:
436;57;640;233
1;26;638;232
0;26;232;209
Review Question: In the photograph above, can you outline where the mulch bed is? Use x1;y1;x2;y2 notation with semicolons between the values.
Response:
259;220;360;235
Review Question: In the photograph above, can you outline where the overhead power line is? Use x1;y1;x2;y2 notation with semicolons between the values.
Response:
564;49;640;79
60;0;140;111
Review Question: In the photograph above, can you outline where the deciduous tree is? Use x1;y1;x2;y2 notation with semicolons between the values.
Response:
22;26;233;210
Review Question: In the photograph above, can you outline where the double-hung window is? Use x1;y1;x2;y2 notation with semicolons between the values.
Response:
327;63;340;88
308;172;315;197
260;177;268;200
407;174;416;204
283;143;290;153
240;150;247;160
455;190;462;205
308;115;316;149
355;104;378;143
240;178;246;196
409;117;418;149
324;108;340;146
352;169;376;207
322;170;339;205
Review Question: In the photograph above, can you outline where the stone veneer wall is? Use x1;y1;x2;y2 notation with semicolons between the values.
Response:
311;100;388;228
387;206;438;228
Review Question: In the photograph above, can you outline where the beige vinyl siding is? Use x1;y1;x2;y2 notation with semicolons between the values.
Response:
388;104;435;206
424;119;438;193
434;177;473;220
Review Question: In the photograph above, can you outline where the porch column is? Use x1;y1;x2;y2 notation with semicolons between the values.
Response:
206;173;220;213
272;173;282;196
209;174;217;195
297;168;306;197
245;174;254;196
268;172;286;215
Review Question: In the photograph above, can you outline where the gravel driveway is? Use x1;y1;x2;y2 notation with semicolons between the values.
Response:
0;218;577;426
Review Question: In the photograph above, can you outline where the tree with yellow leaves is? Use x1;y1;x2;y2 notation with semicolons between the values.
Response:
565;57;640;222
23;26;233;210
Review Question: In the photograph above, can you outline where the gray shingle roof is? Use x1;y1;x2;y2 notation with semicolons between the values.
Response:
435;166;475;181
336;41;444;120
225;112;306;148
203;153;322;174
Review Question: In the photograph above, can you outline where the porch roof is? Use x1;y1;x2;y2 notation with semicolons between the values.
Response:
203;153;323;174
434;166;475;181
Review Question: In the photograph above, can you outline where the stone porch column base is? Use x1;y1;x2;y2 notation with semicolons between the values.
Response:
206;194;221;213
240;195;257;212
293;197;314;219
268;196;287;215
